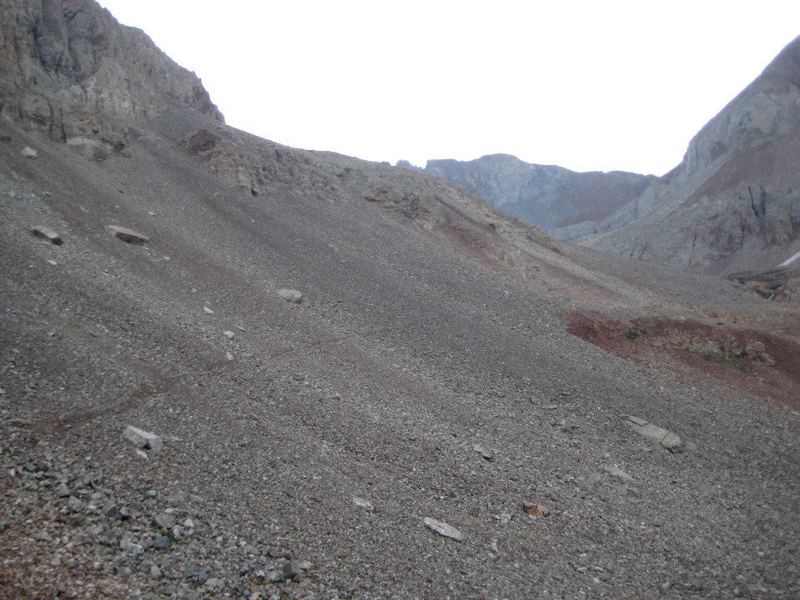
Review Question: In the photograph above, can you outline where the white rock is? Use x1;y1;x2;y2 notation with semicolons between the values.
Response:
225;352;234;361
122;425;163;452
277;288;303;303
223;330;235;339
21;146;38;158
203;306;214;314
352;497;374;511
625;415;682;452
424;517;464;541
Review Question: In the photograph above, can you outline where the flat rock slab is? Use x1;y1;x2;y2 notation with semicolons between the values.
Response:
424;517;464;541
122;425;163;452
277;288;303;303
625;415;682;452
31;226;62;245
601;464;634;482
109;225;149;245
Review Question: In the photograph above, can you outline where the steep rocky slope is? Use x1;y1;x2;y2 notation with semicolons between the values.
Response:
574;36;800;274
2;2;799;599
422;154;654;230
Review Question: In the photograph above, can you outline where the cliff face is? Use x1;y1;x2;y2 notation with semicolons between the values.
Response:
580;37;800;274
0;0;222;159
424;154;654;230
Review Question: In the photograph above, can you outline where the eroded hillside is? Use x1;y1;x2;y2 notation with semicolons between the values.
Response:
1;2;799;598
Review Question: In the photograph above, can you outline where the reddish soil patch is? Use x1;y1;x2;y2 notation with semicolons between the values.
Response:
566;310;800;409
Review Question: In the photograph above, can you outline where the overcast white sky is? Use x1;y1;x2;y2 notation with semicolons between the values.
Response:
99;1;799;175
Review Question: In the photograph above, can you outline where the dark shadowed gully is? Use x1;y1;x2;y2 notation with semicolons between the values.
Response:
1;1;798;598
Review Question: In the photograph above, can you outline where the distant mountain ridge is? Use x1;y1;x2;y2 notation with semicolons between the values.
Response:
421;36;800;275
419;154;654;230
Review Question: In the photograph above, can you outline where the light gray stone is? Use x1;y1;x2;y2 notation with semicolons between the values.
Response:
31;226;62;245
625;416;682;452
277;288;303;303
122;425;163;452
423;517;464;541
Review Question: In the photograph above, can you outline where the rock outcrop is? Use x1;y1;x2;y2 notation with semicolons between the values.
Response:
0;0;222;159
424;154;654;230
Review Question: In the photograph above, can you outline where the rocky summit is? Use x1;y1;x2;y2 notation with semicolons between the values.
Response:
1;2;799;599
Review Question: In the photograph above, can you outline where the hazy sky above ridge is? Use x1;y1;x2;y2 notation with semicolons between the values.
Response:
99;0;799;175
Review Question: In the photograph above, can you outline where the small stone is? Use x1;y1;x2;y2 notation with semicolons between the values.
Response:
559;419;580;433
21;146;38;158
150;565;162;578
108;225;149;245
225;351;234;361
473;444;494;461
522;501;551;518
32;530;52;542
268;570;283;583
122;425;163;452
47;259;58;266
277;288;303;303
352;497;374;511
152;535;172;550
120;538;143;555
498;512;512;524
66;496;83;512
423;517;464;541
31;226;63;245
282;560;302;581
601;464;633;483
223;330;235;339
55;482;72;497
251;569;267;584
203;306;214;314
183;517;194;530
206;577;222;589
625;416;682;452
153;512;176;531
